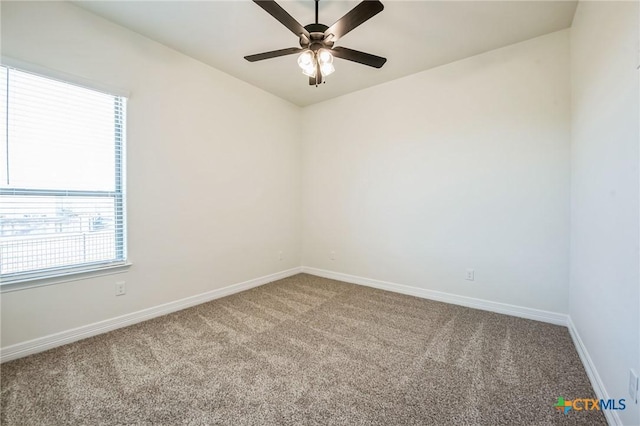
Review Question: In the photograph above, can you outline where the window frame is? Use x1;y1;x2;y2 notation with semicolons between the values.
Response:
0;63;129;289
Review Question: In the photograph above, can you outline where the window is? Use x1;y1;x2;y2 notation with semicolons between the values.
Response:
0;66;127;284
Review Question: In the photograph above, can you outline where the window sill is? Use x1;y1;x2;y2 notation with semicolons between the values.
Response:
0;263;132;293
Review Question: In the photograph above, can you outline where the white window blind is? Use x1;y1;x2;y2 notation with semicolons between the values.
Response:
0;66;127;283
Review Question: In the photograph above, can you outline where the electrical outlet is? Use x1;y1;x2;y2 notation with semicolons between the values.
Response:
278;250;283;261
330;251;336;261
466;269;475;281
115;281;126;296
629;369;638;403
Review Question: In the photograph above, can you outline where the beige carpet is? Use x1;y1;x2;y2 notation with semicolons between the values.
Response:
1;274;604;425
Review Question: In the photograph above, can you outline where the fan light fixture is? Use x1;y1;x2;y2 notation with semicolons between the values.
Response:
245;0;387;87
297;50;316;77
297;49;334;79
318;49;335;77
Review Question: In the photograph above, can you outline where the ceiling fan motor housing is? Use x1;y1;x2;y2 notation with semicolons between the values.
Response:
300;23;333;50
304;23;328;33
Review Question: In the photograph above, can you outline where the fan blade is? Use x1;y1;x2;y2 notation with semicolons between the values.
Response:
324;0;384;42
331;46;386;68
253;0;310;39
244;47;303;62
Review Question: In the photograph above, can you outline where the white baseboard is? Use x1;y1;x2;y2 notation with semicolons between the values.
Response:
301;266;569;326
0;267;303;363
567;317;621;426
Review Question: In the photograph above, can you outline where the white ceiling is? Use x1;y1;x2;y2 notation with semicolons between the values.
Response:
74;0;577;107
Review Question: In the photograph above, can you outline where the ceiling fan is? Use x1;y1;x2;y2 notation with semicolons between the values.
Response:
244;0;387;86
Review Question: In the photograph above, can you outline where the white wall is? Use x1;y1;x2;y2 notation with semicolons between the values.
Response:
570;2;640;425
302;30;571;314
0;1;302;347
